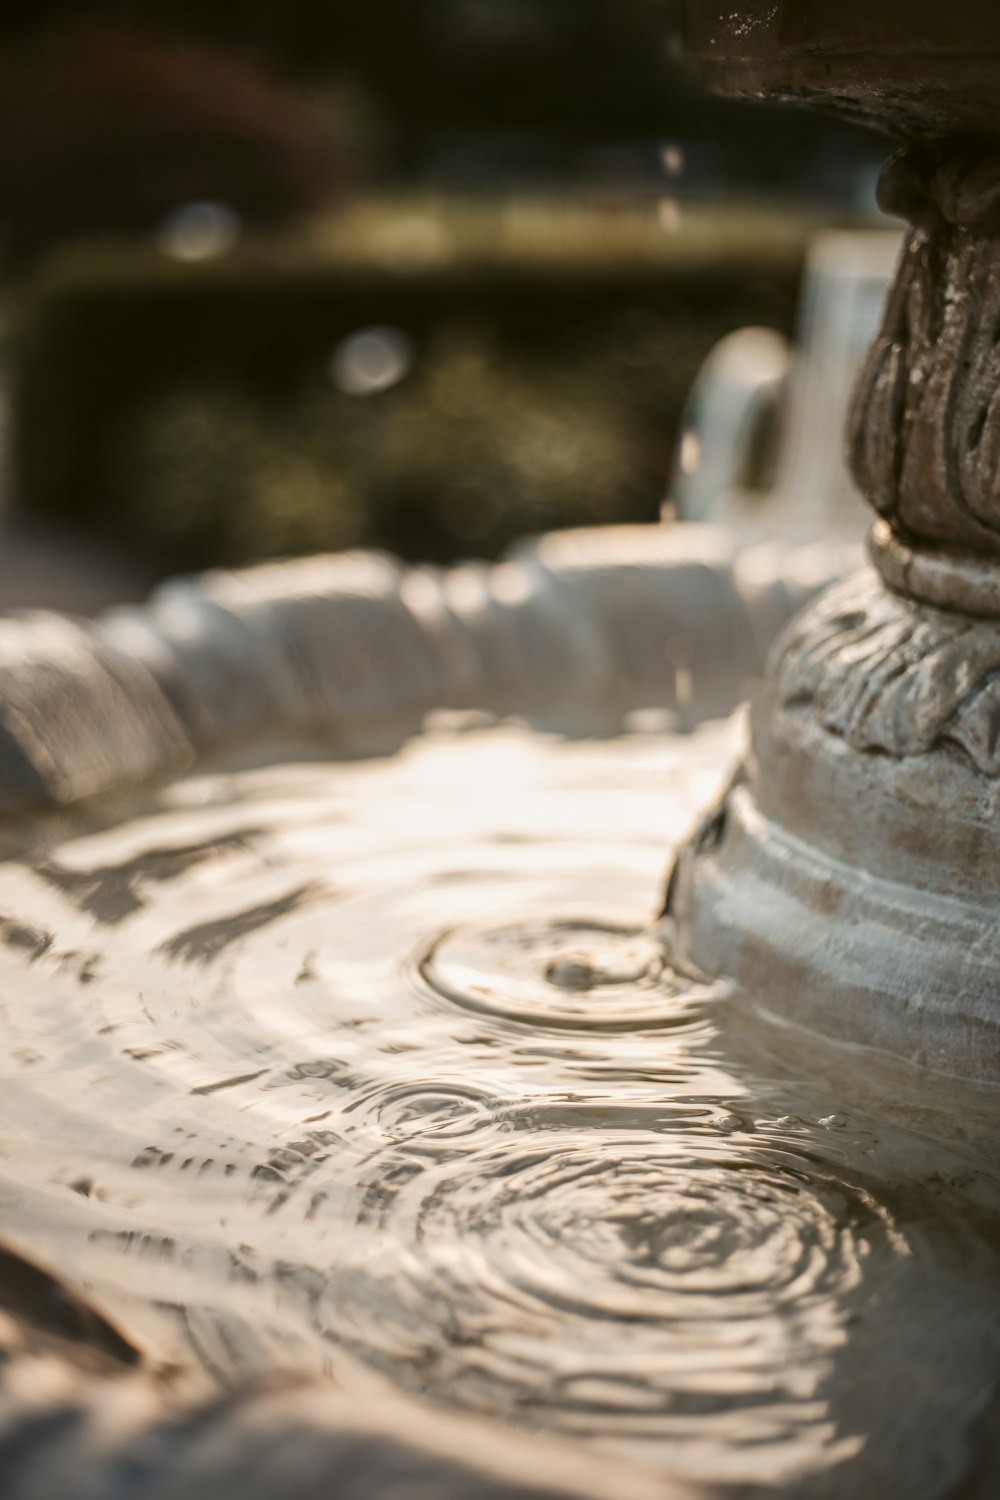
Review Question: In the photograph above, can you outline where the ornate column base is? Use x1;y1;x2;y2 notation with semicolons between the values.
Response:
665;544;1000;1083
673;2;1000;1087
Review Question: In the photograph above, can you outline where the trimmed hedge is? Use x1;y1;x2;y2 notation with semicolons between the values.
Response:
11;215;808;571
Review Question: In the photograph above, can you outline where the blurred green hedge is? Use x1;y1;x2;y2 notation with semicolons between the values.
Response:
10;214;808;573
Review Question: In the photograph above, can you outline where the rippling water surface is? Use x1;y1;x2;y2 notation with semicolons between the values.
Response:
0;717;998;1497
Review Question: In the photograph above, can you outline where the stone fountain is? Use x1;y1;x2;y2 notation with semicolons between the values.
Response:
669;0;1000;1084
0;8;999;1500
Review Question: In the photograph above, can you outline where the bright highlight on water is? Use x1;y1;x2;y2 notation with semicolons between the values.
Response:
0;721;997;1498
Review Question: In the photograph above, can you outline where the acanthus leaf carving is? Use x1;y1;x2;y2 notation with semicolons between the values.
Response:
850;147;1000;555
774;572;1000;773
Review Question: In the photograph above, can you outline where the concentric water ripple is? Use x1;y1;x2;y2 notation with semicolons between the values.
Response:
323;1126;902;1480
0;728;996;1497
419;919;716;1031
339;1078;508;1156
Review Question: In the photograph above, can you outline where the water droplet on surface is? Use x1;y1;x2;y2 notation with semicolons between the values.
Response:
420;919;713;1031
545;956;601;990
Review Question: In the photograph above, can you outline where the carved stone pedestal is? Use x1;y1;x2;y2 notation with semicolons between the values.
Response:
670;4;1000;1081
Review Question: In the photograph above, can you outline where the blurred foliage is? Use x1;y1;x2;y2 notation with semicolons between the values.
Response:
109;329;647;569
11;215;806;571
0;1;876;585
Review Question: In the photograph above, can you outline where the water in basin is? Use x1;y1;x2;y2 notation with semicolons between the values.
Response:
0;714;997;1498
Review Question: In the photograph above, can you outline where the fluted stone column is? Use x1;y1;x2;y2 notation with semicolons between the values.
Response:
668;2;1000;1082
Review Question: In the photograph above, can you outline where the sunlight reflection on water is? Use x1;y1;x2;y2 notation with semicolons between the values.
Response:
0;717;997;1497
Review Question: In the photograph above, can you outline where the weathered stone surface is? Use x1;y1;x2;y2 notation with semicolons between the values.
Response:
667;571;1000;1080
666;771;1000;1080
0;529;847;815
683;1;1000;137
678;3;1000;1081
868;518;1000;615
0;613;191;812
849;236;1000;555
772;570;1000;773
